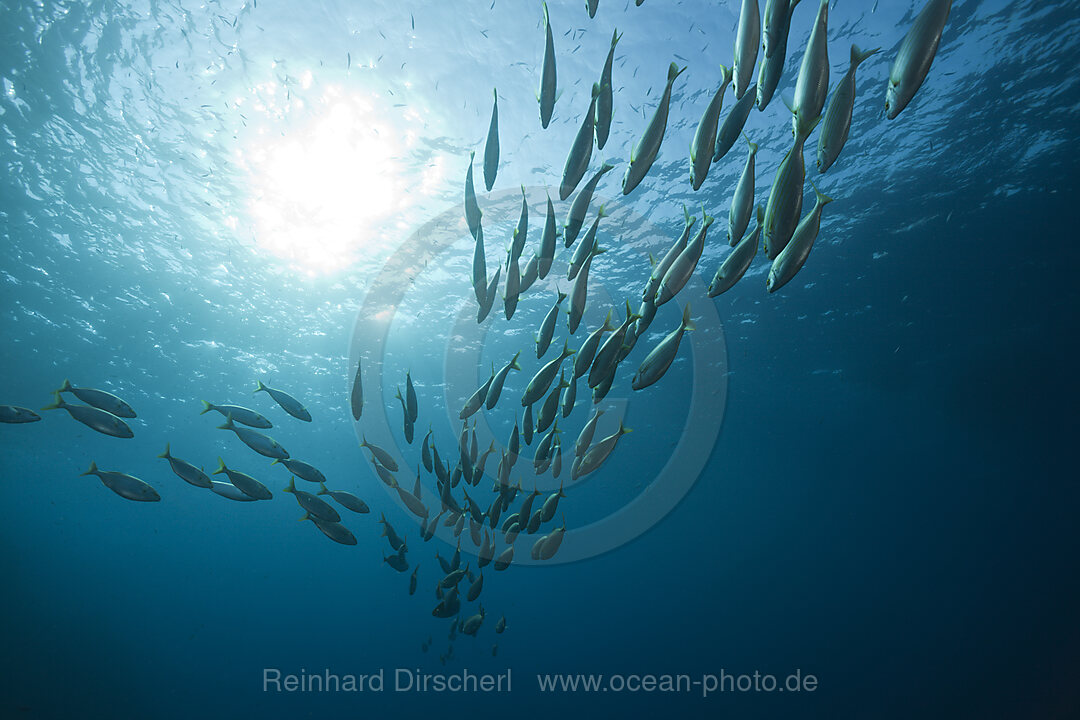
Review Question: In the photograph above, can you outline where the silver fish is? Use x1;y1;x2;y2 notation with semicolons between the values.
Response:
690;65;732;191
623;63;687;195
595;29;621;149
484;88;499;191
538;192;559;278
57;379;136;417
818;45;881;173
733;0;761;100
886;0;952;120
42;391;133;438
713;82;757;162
537;292;568;359
763;112;819;260
254;381;310;422
158;444;212;488
632;304;696;391
728;136;758;246
767;180;834;292
790;0;830;137
81;461;159;502
560;83;601;201
710;206;763;296
487;351;523;410
464;151;482;239
539;2;558;129
656;208;715;306
565;163;615;248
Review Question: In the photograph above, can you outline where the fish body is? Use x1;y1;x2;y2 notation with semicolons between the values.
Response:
886;0;953;120
42;392;133;438
729;137;759;246
0;405;40;423
818;45;881;173
560;83;602;201
733;0;761;100
790;0;831;136
632;304;696;391
539;2;558;128
284;477;338;520
767;181;833;292
254;381;310;422
158;444;212;489
690;66;732;191
713;83;757;162
565;163;615;248
81;462;160;502
656;209;715;305
763;113;819;260
595;30;621;149
203;403;271;430
57;379;136;417
710;207;763;296
623;63;687;195
484;88;499;191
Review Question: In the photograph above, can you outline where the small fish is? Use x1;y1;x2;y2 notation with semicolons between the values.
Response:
538;518;566;559
656;208;715;305
595;29;621;149
733;0;761;100
509;188;530;266
461;607;485;636
537;292;568;359
538;192;559;278
767;181;834;292
644;206;695;302
157;444;212;489
350;361;363;420
573;312;613;378
523;404;535;445
209;480;256;502
487;352;523;409
316;483;370;513
713;82;757;162
41;392;133;438
710;206;763;296
360;435;398;471
690;66;732;191
477;265;501;323
466;569;484;601
622;63;687;195
519;253;540;295
0;405;40;423
560;83;601;200
818;45;882;173
422;429;434;472
394;387;415;444
461;366;495;420
302;512;357;546
729;136;759;246
757;0;802;110
575;408;605;458
410;565;419;595
378;512;408;552
284;477;339;520
473;222;489;307
253;381;311;422
405;371;418;424
271;457;326;485
565;163;615;248
57;379;136;418
762;0;799;60
567;240;605;334
496;616;507;633
886;0;953;120
632;304;696;390
504;252;521;321
790;0;831;136
539;2;558;129
493;545;514;570
540;482;566;523
392;478;430;519
537;371;568;434
522;342;575;406
371;458;397;487
560;372;577;418
81;461;159;502
484;88;500;191
572;422;632;479
465;151;483;239
384;546;409;572
568;207;606;280
763;112;820;260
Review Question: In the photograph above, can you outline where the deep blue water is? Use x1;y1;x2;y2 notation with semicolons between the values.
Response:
2;0;1079;718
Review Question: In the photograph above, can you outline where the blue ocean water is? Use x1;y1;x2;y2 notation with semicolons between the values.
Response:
2;0;1079;717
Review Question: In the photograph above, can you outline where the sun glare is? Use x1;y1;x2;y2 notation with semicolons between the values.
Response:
240;89;415;276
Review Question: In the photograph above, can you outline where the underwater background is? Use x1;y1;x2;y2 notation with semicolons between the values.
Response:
2;0;1079;717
